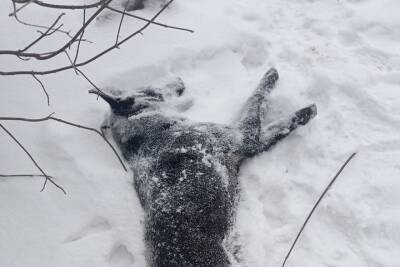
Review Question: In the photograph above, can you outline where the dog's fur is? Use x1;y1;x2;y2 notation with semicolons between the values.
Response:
123;0;145;11
122;0;166;11
91;68;317;266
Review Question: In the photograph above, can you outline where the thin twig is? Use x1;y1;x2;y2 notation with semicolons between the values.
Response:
0;114;127;172
9;0;32;17
64;51;79;75
115;0;130;46
20;13;65;52
75;68;103;94
15;15;72;37
32;74;50;106
107;6;194;33
281;152;357;267
36;24;65;39
11;1;73;38
0;174;53;179
30;0;108;10
74;8;86;65
65;52;104;94
51;116;127;171
0;122;66;194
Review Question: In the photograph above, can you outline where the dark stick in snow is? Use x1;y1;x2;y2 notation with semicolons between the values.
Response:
281;152;358;267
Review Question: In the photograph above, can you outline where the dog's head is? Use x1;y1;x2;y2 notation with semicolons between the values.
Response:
90;77;186;117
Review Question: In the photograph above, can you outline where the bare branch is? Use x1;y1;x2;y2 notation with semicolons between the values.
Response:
115;0;130;46
29;0;109;10
0;0;177;76
20;13;65;53
0;114;128;172
10;1;73;38
281;152;357;267
0;174;53;179
65;51;105;95
9;0;33;16
64;51;79;75
0;122;66;194
32;74;50;106
107;6;194;33
74;8;86;65
75;68;104;94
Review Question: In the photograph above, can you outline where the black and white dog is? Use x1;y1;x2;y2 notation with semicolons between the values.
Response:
90;68;317;266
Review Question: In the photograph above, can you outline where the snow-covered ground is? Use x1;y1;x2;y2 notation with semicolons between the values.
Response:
1;0;400;266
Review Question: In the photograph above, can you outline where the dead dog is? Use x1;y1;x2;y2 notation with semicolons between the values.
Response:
90;68;317;266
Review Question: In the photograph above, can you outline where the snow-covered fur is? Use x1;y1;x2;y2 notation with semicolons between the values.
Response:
90;68;317;266
121;0;166;11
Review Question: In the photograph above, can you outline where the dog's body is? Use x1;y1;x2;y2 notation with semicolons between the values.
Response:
91;69;317;266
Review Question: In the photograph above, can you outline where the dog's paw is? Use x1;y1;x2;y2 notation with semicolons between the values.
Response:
295;104;317;125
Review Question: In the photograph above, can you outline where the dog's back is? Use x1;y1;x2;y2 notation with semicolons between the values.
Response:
118;114;242;266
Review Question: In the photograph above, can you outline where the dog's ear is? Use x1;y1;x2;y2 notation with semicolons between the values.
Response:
166;77;185;97
89;89;135;116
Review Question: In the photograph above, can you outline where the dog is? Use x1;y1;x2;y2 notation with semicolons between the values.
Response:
90;68;317;266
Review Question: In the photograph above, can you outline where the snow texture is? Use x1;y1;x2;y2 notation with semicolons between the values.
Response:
1;0;400;266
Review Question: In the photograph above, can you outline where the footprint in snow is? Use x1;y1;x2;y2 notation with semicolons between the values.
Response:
64;217;112;243
109;244;135;267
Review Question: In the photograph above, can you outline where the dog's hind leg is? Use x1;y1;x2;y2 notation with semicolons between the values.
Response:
236;68;279;156
259;104;317;152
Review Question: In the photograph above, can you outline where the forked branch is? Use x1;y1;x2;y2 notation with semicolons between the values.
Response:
0;114;127;171
0;113;128;193
0;122;66;194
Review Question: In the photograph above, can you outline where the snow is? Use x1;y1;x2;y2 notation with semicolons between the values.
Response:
1;0;400;266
